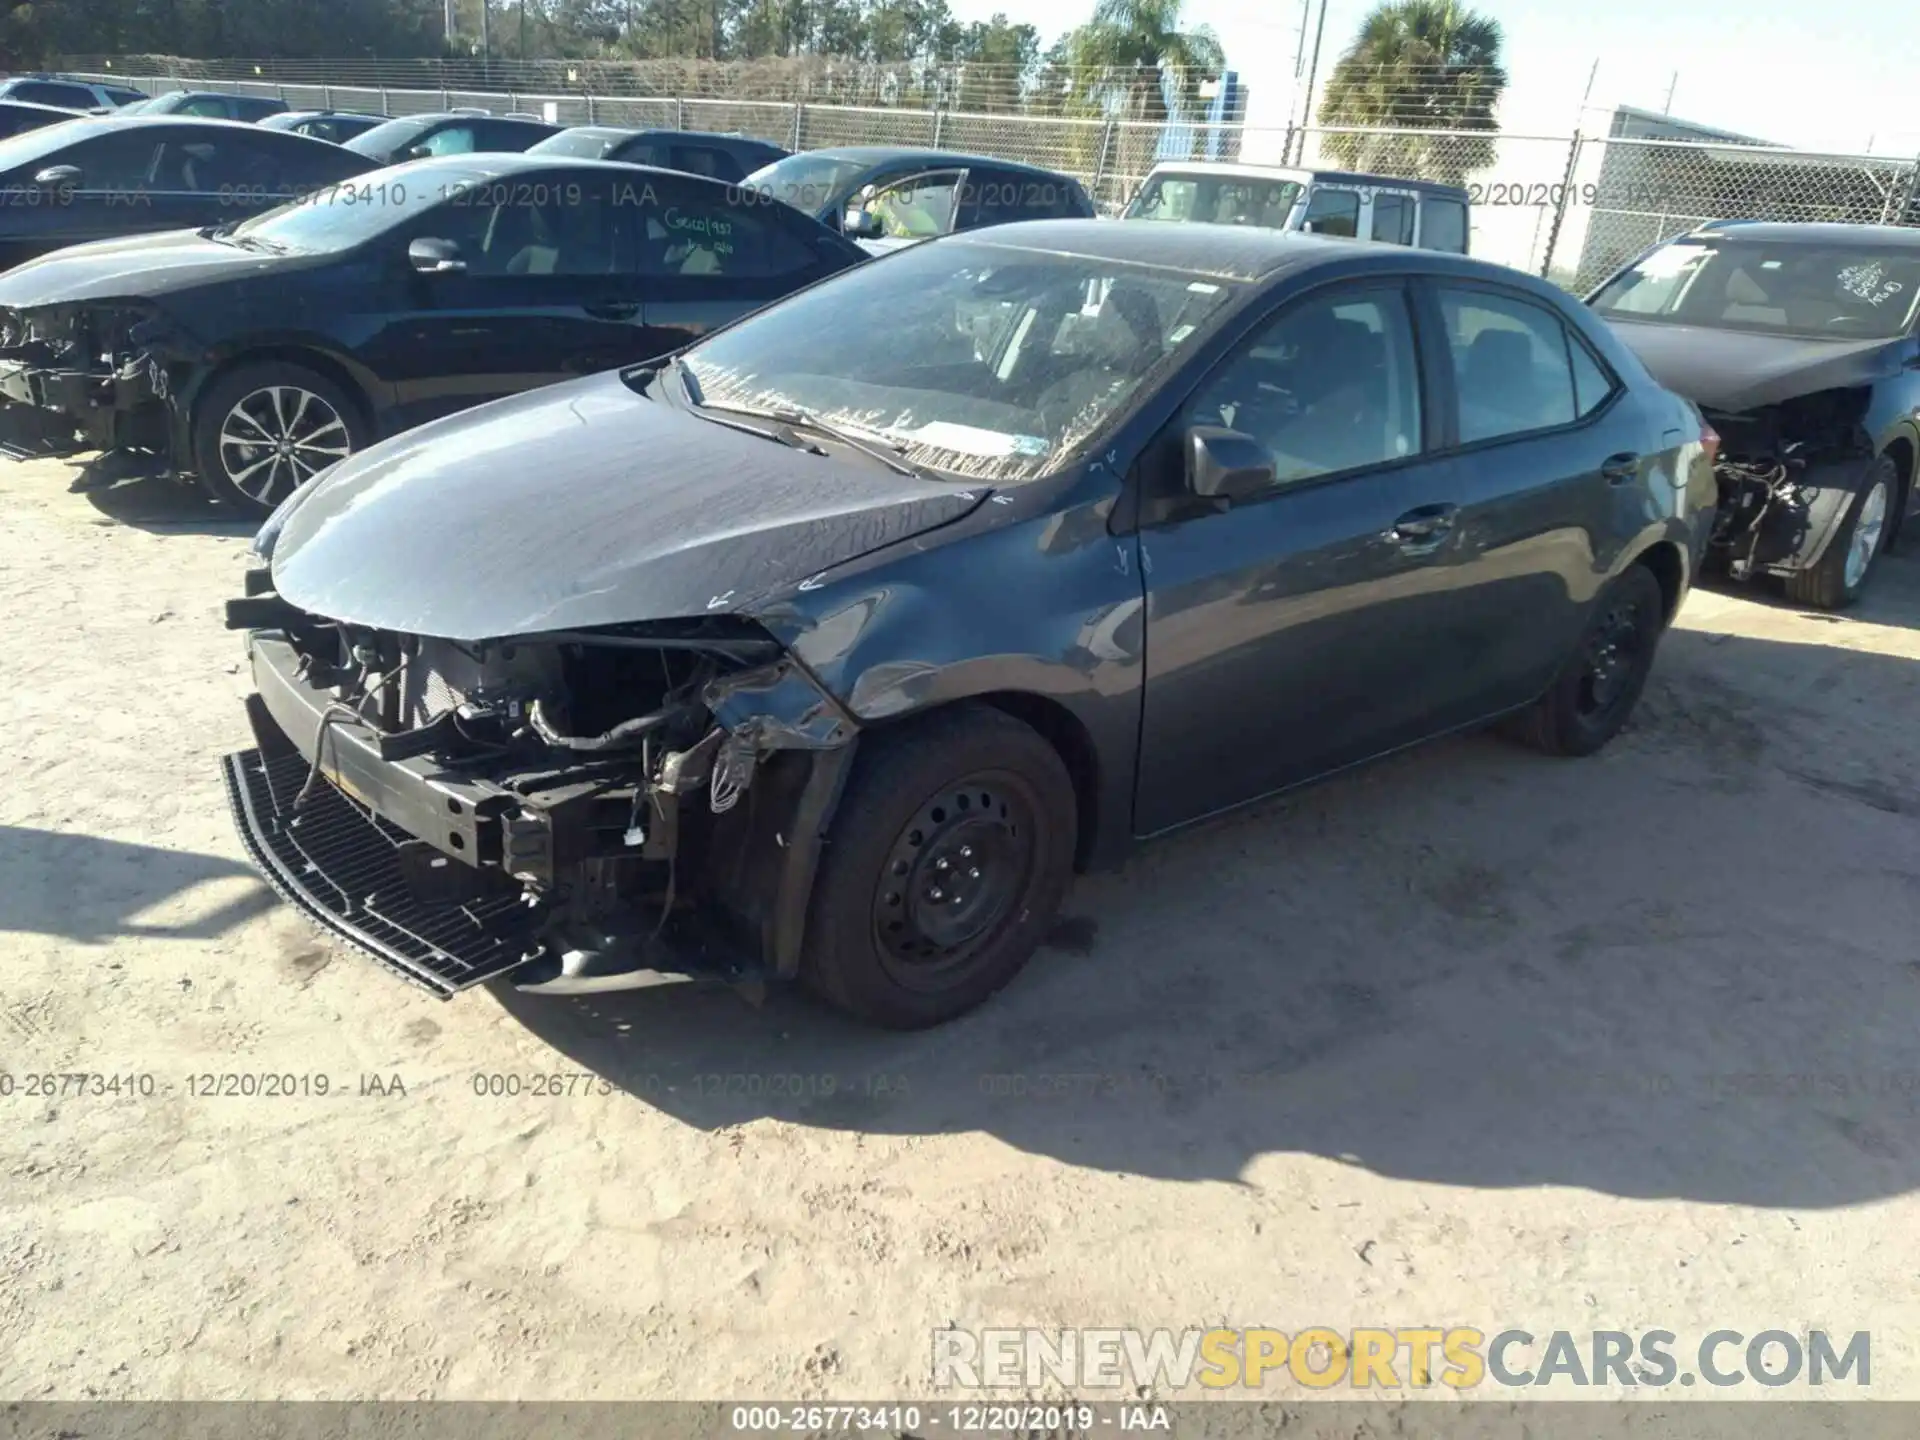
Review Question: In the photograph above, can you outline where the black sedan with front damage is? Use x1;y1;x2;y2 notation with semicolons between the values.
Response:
224;220;1715;1029
0;152;866;507
1589;220;1920;608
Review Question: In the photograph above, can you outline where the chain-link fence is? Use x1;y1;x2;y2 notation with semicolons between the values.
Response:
66;68;1920;285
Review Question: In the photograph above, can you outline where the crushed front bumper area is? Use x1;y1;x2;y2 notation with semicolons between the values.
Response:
223;610;858;999
0;355;165;459
223;734;545;997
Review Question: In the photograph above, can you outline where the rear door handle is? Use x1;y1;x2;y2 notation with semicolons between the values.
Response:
1389;503;1459;552
1601;451;1640;484
583;301;641;320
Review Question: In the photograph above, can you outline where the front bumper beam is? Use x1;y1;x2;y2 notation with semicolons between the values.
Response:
0;355;164;459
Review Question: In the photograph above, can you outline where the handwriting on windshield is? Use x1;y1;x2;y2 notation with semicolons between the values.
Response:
1838;260;1904;307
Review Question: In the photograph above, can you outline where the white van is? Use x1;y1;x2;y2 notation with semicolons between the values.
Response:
1121;161;1471;253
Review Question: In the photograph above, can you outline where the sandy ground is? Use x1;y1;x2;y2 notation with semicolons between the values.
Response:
1;455;1917;1406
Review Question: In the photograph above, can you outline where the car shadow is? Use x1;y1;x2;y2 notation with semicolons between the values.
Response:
0;825;277;944
72;455;257;538
1692;534;1920;636
493;611;1920;1211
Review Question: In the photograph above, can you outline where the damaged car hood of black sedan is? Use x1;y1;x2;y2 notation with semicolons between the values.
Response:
265;367;990;641
1605;319;1910;413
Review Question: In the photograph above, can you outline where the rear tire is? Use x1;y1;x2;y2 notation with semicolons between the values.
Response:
1507;563;1666;758
1782;455;1895;611
191;361;369;518
801;704;1077;1029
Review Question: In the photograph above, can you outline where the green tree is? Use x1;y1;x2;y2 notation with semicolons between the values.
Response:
1314;0;1505;183
1061;0;1222;125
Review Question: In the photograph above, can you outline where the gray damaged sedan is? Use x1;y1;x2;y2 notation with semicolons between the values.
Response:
225;220;1717;1028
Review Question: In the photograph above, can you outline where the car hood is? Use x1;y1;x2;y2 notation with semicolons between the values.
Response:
1607;319;1908;412
269;368;990;642
0;228;284;306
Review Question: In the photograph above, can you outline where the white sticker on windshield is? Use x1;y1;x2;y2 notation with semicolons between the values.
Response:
1838;260;1903;306
1188;281;1221;293
901;421;1048;458
1169;323;1197;344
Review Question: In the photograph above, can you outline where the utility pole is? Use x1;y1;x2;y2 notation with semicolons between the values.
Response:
480;0;492;65
444;0;456;50
1299;0;1329;137
519;0;527;59
1662;70;1677;114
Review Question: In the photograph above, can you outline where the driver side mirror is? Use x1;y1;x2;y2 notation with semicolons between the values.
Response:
403;144;433;161
842;205;882;239
1186;425;1275;504
33;164;81;189
408;236;465;275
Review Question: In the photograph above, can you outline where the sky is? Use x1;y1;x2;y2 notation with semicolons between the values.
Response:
945;0;1920;158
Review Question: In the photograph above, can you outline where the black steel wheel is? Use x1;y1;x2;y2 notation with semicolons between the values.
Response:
1507;562;1667;758
872;774;1038;990
802;704;1076;1029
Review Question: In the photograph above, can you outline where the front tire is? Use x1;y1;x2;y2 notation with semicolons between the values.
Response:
1782;454;1895;611
1508;563;1666;758
191;361;369;517
801;704;1077;1029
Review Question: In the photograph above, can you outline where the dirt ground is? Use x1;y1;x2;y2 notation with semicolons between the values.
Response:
1;455;1918;1405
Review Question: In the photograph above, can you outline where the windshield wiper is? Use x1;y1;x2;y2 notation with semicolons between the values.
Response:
700;401;925;478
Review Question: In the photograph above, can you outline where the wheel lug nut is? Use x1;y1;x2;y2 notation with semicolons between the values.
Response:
959;846;972;858
968;867;981;879
936;858;949;870
928;887;944;901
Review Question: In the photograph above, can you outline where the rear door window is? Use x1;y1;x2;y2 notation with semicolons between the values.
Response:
1420;197;1468;253
13;81;94;108
669;144;735;180
1370;192;1416;246
631;176;815;278
1301;185;1360;237
1436;287;1583;443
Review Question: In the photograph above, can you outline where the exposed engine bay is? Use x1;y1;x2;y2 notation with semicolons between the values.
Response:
1701;385;1874;579
0;301;172;457
222;574;859;998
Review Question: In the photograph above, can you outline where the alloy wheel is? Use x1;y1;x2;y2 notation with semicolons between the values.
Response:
1843;479;1890;592
217;385;353;507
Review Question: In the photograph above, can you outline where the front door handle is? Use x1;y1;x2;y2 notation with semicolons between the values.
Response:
583;301;641;321
1389;503;1459;552
1601;451;1640;484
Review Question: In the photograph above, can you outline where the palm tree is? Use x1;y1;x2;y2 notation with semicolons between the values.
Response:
1064;0;1225;127
1314;0;1505;184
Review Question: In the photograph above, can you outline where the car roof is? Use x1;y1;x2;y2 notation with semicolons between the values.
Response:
380;152;739;183
33;113;324;140
1142;159;1470;199
800;145;1081;180
953;217;1531;285
1687;219;1920;246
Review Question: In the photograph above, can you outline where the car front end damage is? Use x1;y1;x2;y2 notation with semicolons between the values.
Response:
1699;386;1883;580
0;300;178;459
221;573;860;998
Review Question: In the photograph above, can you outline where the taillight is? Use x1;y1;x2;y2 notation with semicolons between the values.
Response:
1700;420;1720;466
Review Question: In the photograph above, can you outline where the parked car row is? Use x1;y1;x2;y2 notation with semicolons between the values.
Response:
0;80;1910;1028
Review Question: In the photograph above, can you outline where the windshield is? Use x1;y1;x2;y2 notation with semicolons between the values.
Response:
681;239;1240;482
530;128;624;159
1591;237;1920;341
231;165;488;253
741;152;871;218
344;116;436;158
1125;172;1303;230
